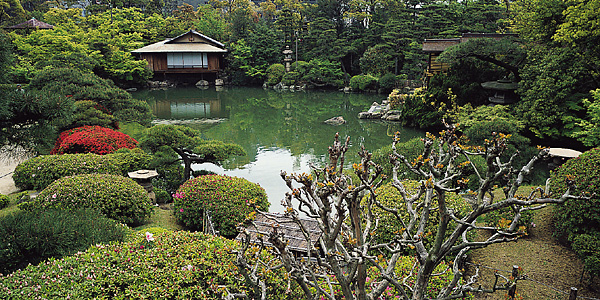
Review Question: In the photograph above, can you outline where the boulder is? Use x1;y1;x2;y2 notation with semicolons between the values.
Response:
215;79;224;86
195;80;210;86
358;112;372;119
324;116;346;126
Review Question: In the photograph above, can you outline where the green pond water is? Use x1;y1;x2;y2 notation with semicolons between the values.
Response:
132;86;423;213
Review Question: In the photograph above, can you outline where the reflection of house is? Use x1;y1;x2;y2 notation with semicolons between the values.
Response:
151;98;222;119
235;213;322;257
132;30;227;79
423;33;517;78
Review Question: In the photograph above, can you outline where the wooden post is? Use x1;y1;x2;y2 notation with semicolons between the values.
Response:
568;287;577;300
512;265;519;279
508;265;519;299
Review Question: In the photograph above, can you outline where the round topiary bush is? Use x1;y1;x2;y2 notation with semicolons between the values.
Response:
32;174;153;225
51;125;138;155
174;175;269;238
550;147;600;278
266;63;285;86
0;209;132;274
13;149;151;191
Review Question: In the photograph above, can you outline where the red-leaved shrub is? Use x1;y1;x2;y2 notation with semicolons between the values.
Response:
51;126;138;155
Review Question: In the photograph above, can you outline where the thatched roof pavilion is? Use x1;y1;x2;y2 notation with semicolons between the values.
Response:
6;18;54;29
236;213;322;255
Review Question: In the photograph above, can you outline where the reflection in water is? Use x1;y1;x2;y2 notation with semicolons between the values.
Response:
132;86;424;213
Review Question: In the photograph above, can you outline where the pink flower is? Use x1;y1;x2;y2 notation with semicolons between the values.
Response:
180;208;184;213
145;232;154;242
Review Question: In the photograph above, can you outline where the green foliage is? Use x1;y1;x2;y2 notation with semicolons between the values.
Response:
302;58;345;88
515;45;591;139
0;194;9;209
0;89;75;153
70;100;118;129
265;63;285;86
28;68;153;127
140;125;245;181
0;209;132;274
396;87;445;129
372;137;424;181
154;187;171;204
378;73;400;93
368;181;472;254
571;233;600;279
479;204;535;236
174;175;269;238
359;44;394;76
0;231;295;299
13;149;151;191
550;148;600;278
572;89;600;147
349;74;378;91
31;174;153;225
281;71;299;86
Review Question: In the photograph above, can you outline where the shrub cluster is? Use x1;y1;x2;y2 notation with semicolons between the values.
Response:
265;63;285;86
0;194;8;209
13;149;151;191
0;231;295;299
30;174;153;225
51;125;138;155
0;209;131;274
349;74;379;91
550;147;600;278
69;100;118;130
174;175;269;238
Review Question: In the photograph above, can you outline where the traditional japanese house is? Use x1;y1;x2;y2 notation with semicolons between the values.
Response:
423;33;517;80
132;30;227;80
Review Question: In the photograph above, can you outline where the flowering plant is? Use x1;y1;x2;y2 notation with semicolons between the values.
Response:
51;126;138;155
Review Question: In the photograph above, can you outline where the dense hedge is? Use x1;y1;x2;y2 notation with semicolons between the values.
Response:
265;63;285;86
174;175;269;238
349;74;378;91
0;209;132;274
0;231;296;299
550;147;600;278
368;181;472;254
13;148;151;190
30;174;153;225
51;125;138;155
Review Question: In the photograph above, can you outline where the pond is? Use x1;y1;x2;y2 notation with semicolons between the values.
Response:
132;86;423;213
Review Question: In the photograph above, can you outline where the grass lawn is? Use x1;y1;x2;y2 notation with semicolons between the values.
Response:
468;187;600;299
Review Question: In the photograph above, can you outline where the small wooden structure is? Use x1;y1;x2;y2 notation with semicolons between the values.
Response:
132;30;227;76
5;18;54;30
236;213;322;257
422;33;517;79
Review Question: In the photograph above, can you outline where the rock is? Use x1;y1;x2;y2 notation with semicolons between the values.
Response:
343;87;352;93
324;116;346;125
274;82;284;90
385;114;402;121
195;80;210;86
358;112;372;119
215;79;224;86
125;87;137;92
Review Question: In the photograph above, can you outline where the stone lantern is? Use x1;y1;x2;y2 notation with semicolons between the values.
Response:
283;46;293;72
128;169;160;202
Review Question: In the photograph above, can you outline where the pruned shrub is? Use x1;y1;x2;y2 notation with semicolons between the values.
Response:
0;194;8;209
174;175;269;238
51;125;138;155
378;73;399;92
0;231;297;299
281;71;299;86
0;209;132;274
349;74;378;91
265;63;285;86
13;149;151;191
69;100;118;130
550;147;600;278
31;174;153;225
367;181;471;253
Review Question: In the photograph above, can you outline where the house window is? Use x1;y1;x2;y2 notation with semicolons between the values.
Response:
167;53;208;68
